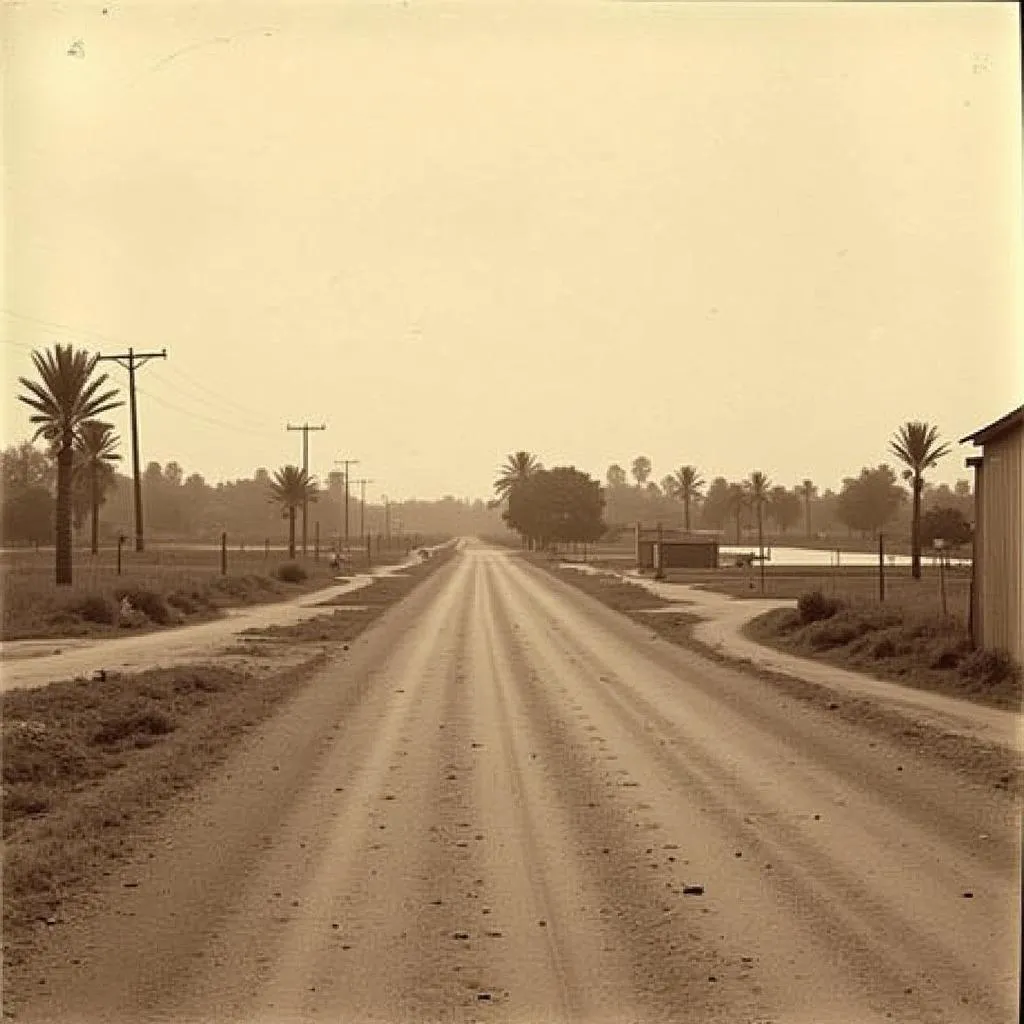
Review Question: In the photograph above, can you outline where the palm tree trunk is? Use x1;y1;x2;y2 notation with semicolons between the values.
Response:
805;497;811;539
911;475;922;580
684;497;691;531
734;510;741;545
55;441;74;586
288;508;296;559
90;467;100;555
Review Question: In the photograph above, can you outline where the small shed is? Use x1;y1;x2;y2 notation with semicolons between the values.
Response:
634;525;721;570
960;404;1024;663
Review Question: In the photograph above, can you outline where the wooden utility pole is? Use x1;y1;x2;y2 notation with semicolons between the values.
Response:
334;458;359;550
97;347;167;552
287;422;326;556
352;478;375;542
383;494;390;543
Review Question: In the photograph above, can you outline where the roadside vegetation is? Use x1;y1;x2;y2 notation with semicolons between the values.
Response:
1;546;455;977
0;546;419;642
746;590;1020;711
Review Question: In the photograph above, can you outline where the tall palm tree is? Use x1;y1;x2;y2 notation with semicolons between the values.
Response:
493;451;542;503
726;483;747;545
889;422;951;579
800;479;817;539
268;465;318;559
665;465;704;531
746;470;771;565
17;345;122;585
74;421;121;555
630;456;652;488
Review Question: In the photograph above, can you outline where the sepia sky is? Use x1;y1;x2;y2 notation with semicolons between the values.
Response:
3;0;1021;502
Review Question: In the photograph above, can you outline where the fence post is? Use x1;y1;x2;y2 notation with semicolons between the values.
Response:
264;537;270;559
878;532;885;603
117;533;125;576
221;532;227;575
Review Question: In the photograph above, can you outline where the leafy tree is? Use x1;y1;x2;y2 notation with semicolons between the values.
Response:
630;456;652;488
889;422;952;579
836;465;906;536
768;485;801;535
726;483;747;544
268;465;318;558
920;506;972;551
17;345;122;584
700;477;731;531
1;441;55;493
74;421;121;554
606;464;627;488
664;465;704;531
1;486;53;545
503;467;605;550
800;479;817;538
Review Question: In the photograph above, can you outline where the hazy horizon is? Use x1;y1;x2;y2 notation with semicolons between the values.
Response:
3;0;1021;503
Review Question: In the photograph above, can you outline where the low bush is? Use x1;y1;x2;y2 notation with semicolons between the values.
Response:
92;705;176;746
929;639;973;671
958;647;1021;686
797;590;844;625
115;587;171;625
806;619;863;651
275;562;307;583
67;594;116;625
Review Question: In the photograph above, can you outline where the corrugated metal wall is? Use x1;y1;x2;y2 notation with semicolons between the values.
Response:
978;426;1023;661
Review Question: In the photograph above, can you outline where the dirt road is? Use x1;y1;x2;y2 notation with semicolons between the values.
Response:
11;542;1020;1023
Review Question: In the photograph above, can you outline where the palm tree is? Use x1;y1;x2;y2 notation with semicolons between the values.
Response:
268;465;318;559
630;456;652;488
889;422;952;579
726;483;747;545
665;465;704;531
800;479;817;539
493;451;542;503
747;471;771;569
74;421;121;555
17;345;122;585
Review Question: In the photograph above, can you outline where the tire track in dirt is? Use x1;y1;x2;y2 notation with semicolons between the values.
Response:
496;552;1018;1024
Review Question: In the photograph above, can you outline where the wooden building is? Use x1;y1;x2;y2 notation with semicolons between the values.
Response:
634;525;721;570
961;404;1024;663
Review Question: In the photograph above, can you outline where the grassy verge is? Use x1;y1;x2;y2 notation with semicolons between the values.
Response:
745;594;1021;712
1;547;455;977
1;547;423;642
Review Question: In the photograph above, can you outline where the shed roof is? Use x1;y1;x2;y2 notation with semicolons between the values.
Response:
960;404;1024;446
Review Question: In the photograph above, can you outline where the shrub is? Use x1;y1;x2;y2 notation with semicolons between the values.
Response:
958;648;1022;686
929;639;973;671
92;706;176;746
806;619;862;651
797;590;843;625
115;587;171;625
276;562;307;583
67;594;116;625
872;636;898;659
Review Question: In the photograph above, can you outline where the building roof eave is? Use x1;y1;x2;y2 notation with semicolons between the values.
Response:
960;404;1024;446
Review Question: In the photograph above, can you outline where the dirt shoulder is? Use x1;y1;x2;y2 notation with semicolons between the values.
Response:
1;546;458;988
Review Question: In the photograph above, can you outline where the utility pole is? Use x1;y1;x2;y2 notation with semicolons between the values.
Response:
334;458;360;551
382;494;390;542
287;422;326;556
97;347;167;552
352;478;375;542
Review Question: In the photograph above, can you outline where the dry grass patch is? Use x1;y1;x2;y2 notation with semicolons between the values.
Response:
746;593;1021;711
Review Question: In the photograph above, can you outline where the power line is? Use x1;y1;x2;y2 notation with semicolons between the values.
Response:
134;386;280;439
287;423;327;556
97;347;167;552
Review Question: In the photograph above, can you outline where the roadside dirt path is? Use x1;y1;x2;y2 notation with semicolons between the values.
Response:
560;564;1022;753
0;548;449;693
9;543;1020;1023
